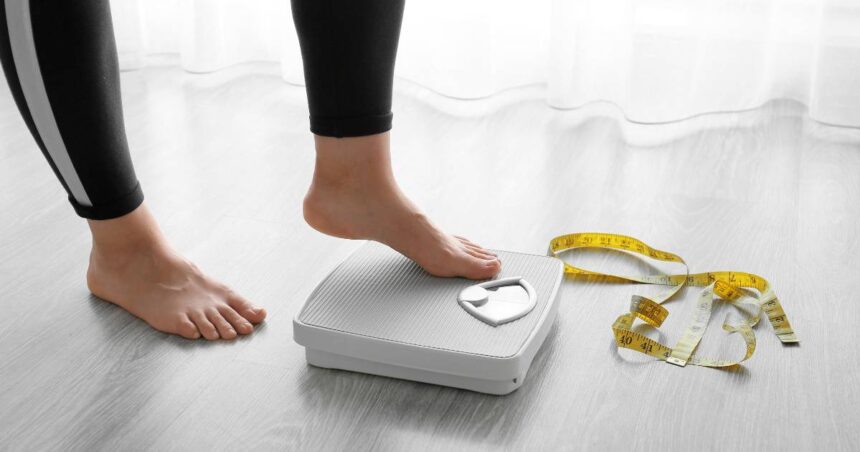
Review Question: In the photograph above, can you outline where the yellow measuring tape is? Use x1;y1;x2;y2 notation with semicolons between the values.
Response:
548;232;797;368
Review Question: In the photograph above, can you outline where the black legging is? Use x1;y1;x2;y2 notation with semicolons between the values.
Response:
0;0;405;220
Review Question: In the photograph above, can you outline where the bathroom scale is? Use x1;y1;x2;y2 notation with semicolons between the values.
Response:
293;241;564;395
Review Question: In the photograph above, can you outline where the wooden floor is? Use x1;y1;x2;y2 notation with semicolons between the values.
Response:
1;62;859;451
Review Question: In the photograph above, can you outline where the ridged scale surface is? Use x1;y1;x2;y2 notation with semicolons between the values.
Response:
298;241;562;358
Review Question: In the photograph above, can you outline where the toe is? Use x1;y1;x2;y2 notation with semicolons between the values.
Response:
462;256;502;280
455;236;489;249
228;294;266;324
207;309;237;340
456;237;497;256
176;316;201;340
455;236;481;250
190;311;220;340
219;306;254;335
463;246;498;260
454;235;477;245
481;258;503;278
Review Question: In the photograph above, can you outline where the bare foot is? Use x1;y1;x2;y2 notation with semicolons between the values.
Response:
86;205;266;340
303;133;501;280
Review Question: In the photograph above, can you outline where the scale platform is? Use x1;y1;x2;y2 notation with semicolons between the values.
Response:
293;241;564;395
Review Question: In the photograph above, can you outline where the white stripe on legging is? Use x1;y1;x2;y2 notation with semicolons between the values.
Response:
5;0;92;207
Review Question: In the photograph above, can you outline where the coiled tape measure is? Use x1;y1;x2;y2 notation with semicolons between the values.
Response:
548;232;797;368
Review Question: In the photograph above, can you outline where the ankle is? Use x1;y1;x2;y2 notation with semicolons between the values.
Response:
88;204;169;262
312;133;395;187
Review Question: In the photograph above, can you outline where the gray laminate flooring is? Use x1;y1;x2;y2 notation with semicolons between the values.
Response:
1;62;858;451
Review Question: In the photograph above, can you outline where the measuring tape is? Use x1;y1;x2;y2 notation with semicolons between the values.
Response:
548;232;797;368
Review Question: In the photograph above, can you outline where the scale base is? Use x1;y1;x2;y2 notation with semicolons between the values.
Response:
307;348;527;395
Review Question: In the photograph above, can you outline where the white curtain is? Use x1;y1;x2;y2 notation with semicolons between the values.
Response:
110;0;860;127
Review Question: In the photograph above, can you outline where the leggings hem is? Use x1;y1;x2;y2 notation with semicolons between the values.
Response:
310;112;393;138
71;182;144;220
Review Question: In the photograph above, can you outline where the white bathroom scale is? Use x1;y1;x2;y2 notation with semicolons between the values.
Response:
293;241;565;395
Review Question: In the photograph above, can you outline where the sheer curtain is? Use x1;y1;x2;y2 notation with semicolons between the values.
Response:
110;0;860;127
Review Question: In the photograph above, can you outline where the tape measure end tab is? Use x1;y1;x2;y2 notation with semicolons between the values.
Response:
666;357;688;367
778;333;799;344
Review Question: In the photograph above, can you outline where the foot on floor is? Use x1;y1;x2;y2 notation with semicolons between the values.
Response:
86;205;266;340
